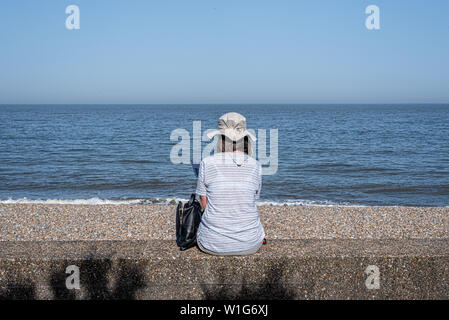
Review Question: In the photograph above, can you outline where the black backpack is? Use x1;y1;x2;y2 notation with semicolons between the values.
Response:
176;194;203;251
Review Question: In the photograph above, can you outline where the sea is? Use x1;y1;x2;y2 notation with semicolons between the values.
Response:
0;104;448;206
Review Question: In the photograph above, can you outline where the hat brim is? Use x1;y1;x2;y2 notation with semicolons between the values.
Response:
206;129;257;142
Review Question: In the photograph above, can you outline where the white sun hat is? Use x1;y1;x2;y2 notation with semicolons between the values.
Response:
206;112;257;142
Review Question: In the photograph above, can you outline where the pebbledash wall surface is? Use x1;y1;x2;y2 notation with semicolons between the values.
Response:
0;204;448;299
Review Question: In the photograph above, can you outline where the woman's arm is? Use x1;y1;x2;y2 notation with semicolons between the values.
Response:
196;160;207;212
200;195;207;212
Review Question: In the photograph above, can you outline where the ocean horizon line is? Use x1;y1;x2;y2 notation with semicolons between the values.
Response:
1;103;449;106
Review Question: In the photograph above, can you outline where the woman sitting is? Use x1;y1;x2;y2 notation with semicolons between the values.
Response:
196;112;265;256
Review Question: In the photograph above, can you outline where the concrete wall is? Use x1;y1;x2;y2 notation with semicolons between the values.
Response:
1;240;448;299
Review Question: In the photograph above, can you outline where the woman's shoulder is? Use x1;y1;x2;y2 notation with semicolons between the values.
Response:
243;154;260;165
202;153;223;164
202;153;260;169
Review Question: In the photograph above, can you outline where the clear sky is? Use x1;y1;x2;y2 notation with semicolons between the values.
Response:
0;0;448;104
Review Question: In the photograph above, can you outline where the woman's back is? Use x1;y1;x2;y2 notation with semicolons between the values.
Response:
196;152;265;254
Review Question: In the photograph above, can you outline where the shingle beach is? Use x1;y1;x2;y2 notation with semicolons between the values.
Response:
1;204;447;241
1;204;448;299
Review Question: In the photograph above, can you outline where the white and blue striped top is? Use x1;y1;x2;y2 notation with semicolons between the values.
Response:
195;152;265;253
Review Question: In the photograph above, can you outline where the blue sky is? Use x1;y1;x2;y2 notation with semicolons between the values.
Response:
0;0;448;104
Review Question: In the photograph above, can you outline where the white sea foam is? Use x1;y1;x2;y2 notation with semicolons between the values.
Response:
0;197;359;206
256;199;363;207
0;197;143;205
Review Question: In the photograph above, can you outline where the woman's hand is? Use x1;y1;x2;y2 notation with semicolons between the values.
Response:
200;195;207;212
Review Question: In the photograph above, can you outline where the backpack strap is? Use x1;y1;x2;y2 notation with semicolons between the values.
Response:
188;193;196;205
175;201;183;245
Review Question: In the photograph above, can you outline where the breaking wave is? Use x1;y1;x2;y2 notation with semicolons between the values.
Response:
0;197;359;206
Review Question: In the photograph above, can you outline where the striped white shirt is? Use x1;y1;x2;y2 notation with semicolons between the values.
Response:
196;152;265;253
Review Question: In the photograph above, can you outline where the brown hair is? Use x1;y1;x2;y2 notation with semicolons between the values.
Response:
220;135;249;154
